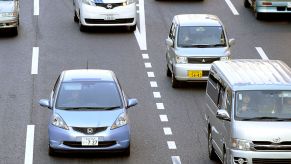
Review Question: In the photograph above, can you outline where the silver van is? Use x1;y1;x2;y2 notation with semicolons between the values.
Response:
204;59;291;164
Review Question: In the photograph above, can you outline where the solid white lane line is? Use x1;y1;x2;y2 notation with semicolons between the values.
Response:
172;156;182;164
150;81;158;87
144;62;152;68
153;92;161;98
142;53;149;59
167;141;177;149
225;0;239;15
31;47;39;75
34;0;39;16
134;0;147;50
163;127;172;135
24;125;35;164
147;72;155;78
156;103;165;110
255;47;269;60
160;115;168;122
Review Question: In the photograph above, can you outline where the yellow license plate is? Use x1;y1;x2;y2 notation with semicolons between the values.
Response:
187;70;202;78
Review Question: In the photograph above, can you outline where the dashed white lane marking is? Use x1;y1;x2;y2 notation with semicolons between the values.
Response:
255;47;269;60
172;156;182;164
24;125;35;164
160;115;168;122
225;0;239;15
147;72;155;77
142;53;149;59
167;141;177;149
145;62;152;68
153;92;161;98
150;81;158;87
163;127;172;135
34;0;39;15
31;47;39;75
156;103;165;110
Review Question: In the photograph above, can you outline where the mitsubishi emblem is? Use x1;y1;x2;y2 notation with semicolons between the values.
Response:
273;137;281;144
107;4;113;9
202;59;205;63
87;128;93;134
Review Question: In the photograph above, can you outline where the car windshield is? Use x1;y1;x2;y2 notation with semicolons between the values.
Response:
177;26;226;47
56;81;122;110
235;90;291;121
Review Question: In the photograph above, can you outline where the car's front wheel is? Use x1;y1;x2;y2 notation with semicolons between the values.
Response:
48;146;56;156
208;128;217;160
74;11;79;22
123;144;130;157
171;70;180;88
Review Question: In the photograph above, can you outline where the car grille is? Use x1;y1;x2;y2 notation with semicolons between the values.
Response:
253;141;291;151
85;18;134;24
188;57;220;64
95;3;123;9
63;141;116;148
253;158;291;164
72;127;107;135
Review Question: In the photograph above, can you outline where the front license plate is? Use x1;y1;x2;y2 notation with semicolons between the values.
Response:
188;70;202;78
81;137;98;146
105;15;115;20
288;2;291;8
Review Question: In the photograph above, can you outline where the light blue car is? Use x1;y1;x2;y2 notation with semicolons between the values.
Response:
244;0;291;19
39;69;138;156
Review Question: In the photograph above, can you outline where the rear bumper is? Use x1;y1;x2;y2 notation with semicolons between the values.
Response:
257;1;291;13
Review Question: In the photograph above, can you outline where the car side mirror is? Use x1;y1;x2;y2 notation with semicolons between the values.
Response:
165;38;174;47
229;39;235;47
39;99;51;109
127;98;138;108
216;109;230;121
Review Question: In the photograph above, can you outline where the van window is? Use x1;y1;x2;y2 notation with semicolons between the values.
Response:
225;89;232;114
207;73;225;108
217;85;225;109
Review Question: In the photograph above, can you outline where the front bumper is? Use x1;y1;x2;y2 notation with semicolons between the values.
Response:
79;3;136;27
257;1;291;13
173;63;211;82
0;17;18;29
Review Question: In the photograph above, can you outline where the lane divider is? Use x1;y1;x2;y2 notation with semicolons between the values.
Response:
255;47;269;60
153;92;161;98
163;127;172;135
224;0;239;15
34;0;39;16
167;141;177;150
31;47;39;75
156;103;165;110
160;115;169;122
172;156;182;164
24;125;35;164
134;0;147;50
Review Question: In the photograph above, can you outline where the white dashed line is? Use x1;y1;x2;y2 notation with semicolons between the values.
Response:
225;0;239;15
160;115;168;122
255;47;269;60
153;92;161;98
144;62;152;68
167;141;177;149
150;81;158;87
142;53;149;59
34;0;39;15
172;156;182;164
163;127;172;135
31;47;39;75
156;103;165;110
147;72;155;77
24;125;35;164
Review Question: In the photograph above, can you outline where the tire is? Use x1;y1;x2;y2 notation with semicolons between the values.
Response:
171;71;179;88
253;1;264;20
79;20;86;32
123;144;130;157
208;129;217;160
244;0;250;8
167;65;171;77
74;11;79;22
128;24;136;32
11;27;18;36
48;146;56;156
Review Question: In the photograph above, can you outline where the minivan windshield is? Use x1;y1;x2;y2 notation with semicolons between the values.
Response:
56;81;122;110
177;26;226;47
235;91;291;121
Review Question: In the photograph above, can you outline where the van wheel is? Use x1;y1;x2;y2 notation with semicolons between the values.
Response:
167;66;171;77
171;71;179;88
208;129;216;160
244;0;250;8
74;11;79;22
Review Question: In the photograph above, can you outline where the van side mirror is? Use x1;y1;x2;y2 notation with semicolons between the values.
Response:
229;39;235;47
216;109;230;121
165;38;174;47
39;99;51;109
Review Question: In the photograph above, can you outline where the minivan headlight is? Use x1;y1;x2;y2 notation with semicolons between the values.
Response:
82;0;95;6
231;138;252;151
51;113;69;130
176;56;187;64
111;113;128;130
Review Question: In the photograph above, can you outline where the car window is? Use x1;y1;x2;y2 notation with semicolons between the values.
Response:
56;81;122;109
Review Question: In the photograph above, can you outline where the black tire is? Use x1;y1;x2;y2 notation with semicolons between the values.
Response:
244;0;250;8
128;24;136;32
79;20;86;32
255;12;264;20
48;146;56;156
11;27;18;36
74;11;79;22
167;65;171;77
123;144;130;157
171;71;179;88
208;128;217;160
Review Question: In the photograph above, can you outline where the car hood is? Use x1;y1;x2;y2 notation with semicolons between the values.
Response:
0;1;16;13
175;47;229;57
55;108;124;127
233;121;291;142
94;0;127;3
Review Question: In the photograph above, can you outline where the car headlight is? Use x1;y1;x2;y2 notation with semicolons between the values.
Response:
1;12;17;17
176;56;187;64
111;113;128;130
82;0;95;6
51;113;69;130
231;138;252;151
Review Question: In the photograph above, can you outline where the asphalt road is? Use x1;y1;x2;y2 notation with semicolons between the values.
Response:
0;0;291;164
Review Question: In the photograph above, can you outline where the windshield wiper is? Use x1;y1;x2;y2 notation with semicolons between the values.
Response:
60;106;121;110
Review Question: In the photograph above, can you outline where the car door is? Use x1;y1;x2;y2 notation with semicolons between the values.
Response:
166;22;177;71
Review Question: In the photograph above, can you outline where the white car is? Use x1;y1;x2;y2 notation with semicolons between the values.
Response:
73;0;137;32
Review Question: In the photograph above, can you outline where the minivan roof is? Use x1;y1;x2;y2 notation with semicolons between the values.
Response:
212;59;291;91
174;14;222;27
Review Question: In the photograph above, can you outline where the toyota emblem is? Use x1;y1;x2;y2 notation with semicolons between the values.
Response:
87;128;93;134
107;4;113;9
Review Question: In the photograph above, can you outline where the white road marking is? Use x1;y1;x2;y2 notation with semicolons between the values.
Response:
167;141;177;149
24;125;35;164
34;0;39;15
142;53;149;59
144;62;152;68
172;156;181;164
160;115;168;122
31;47;39;75
225;0;239;15
156;103;165;110
163;127;172;135
150;81;158;87
134;0;147;50
153;92;161;98
147;72;155;77
255;47;269;60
